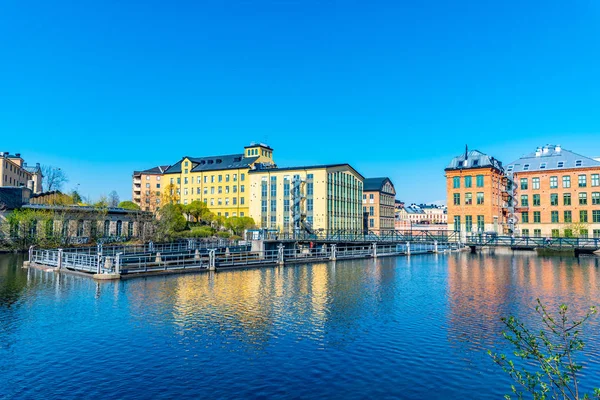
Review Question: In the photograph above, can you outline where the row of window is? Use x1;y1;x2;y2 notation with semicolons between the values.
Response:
452;175;485;189
521;229;600;238
507;159;586;172
452;192;484;205
452;215;485;232
519;174;600;190
521;210;600;224
520;192;600;206
171;173;246;185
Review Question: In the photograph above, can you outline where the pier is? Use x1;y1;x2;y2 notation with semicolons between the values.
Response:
25;238;448;280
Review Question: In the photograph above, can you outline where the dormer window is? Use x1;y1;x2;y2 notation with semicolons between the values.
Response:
216;159;222;164
523;164;530;171
557;161;564;168
575;160;583;167
507;165;514;172
208;160;214;164
472;160;479;167
234;157;242;162
540;163;547;169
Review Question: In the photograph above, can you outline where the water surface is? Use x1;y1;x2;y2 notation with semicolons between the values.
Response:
1;252;599;399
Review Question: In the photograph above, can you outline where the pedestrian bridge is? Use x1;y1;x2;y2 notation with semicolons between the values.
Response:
466;235;600;255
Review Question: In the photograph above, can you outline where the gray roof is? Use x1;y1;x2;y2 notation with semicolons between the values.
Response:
363;177;394;193
446;149;503;171
506;145;600;173
404;205;426;215
248;163;365;180
134;165;170;175
165;154;259;174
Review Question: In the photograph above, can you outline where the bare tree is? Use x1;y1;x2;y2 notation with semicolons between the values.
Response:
108;191;120;208
41;165;68;192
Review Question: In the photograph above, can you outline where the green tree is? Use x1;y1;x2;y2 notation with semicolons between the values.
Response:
489;299;599;400
118;201;141;211
71;190;83;204
156;203;187;240
224;216;256;236
184;200;212;223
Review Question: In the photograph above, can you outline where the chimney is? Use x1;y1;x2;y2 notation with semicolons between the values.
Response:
535;147;542;157
542;146;549;154
15;153;21;158
555;145;562;153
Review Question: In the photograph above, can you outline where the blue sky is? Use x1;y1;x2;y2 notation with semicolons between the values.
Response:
1;0;599;204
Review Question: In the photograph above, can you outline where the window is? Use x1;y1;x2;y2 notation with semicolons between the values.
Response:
240;197;245;205
453;177;460;189
464;176;472;188
210;187;215;195
563;176;571;188
580;210;588;223
284;199;290;212
225;198;230;206
521;195;529;207
523;164;530;171
453;193;460;205
579;175;587;187
521;211;529;223
593;210;600;223
595;230;600;239
551;229;559;238
477;215;484;232
177;177;181;184
564;211;572;223
551;211;559;223
550;193;558;206
241;185;245;193
270;177;277;197
453;216;461;231
307;199;313;211
563;193;571;206
550;176;558;188
580;229;589;238
579;193;587;205
241;173;245;181
465;193;473;205
465;215;472;232
271;200;276;212
476;192;484;205
540;163;547;169
261;200;267;212
522;229;530;237
533;211;541;223
593;174;600;187
476;175;484;187
233;186;237;193
557;161;564;168
575;160;583;167
218;175;223;183
533;229;541;238
532;178;540;190
369;219;374;228
225;174;230;182
564;229;573;238
157;183;161;189
533;194;540;206
592;192;600;205
520;178;528;190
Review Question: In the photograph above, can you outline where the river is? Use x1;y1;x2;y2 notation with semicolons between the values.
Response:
1;252;599;399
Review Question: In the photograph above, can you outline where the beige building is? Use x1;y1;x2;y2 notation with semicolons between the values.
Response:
132;165;170;212
0;152;43;194
248;164;364;234
362;177;396;233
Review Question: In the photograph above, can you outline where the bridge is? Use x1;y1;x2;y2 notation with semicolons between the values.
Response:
466;235;600;256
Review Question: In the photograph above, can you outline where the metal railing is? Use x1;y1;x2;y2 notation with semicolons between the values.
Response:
466;235;600;249
253;229;459;243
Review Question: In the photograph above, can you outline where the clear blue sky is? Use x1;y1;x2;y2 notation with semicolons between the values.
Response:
1;0;599;204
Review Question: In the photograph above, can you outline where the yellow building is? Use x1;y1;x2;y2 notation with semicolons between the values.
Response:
248;164;364;233
0;152;43;194
161;143;275;218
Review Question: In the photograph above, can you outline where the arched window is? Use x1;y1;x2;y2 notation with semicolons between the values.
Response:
104;220;110;237
45;220;54;238
116;220;123;236
90;221;97;238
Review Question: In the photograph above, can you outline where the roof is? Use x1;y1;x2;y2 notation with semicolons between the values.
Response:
506;145;600;173
134;165;170;175
248;163;365;180
363;177;394;193
445;149;503;171
403;205;426;214
244;143;273;150
165;154;260;174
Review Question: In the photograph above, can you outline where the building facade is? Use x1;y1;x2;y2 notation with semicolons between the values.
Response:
507;145;600;238
132;165;170;212
132;143;275;216
445;150;506;236
0;152;43;194
248;164;364;234
362;177;396;233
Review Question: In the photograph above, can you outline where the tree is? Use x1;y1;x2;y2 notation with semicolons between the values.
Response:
489;299;599;400
184;200;212;223
108;191;120;208
94;195;108;209
155;204;187;240
161;183;180;205
41;165;68;192
71;190;83;204
224;216;256;236
118;201;141;211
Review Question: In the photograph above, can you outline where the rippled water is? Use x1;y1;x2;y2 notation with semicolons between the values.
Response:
1;252;600;399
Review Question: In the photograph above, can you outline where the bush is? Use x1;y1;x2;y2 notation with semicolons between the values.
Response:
217;231;231;239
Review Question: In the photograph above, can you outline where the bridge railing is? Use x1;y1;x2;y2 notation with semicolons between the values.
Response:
466;235;600;249
259;229;458;243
